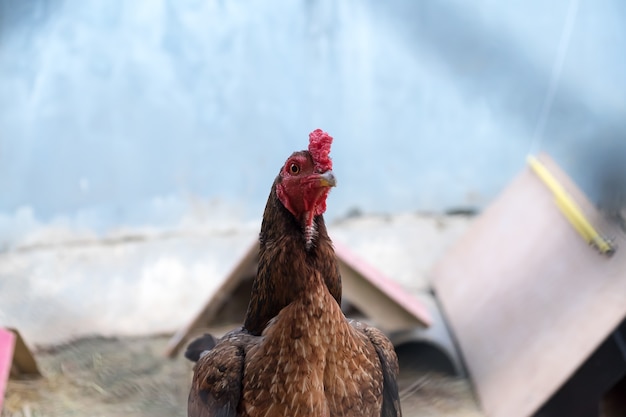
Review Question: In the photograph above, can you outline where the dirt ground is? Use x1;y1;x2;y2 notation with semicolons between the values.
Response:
2;333;484;417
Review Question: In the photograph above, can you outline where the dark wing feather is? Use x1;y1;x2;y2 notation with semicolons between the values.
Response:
188;330;257;417
185;333;218;362
363;326;403;417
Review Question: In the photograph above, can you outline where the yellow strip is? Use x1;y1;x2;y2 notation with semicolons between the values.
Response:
527;155;615;256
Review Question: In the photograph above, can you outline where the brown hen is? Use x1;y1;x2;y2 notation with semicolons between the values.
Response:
188;129;401;417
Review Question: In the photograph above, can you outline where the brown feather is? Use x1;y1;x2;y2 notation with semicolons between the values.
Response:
242;270;385;417
189;264;402;416
243;181;341;336
362;326;403;417
188;329;256;417
188;138;401;417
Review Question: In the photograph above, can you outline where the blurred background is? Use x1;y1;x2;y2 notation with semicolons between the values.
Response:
1;0;626;342
1;0;624;247
1;1;626;415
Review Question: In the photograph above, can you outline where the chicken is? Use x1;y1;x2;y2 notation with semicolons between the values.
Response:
187;129;402;417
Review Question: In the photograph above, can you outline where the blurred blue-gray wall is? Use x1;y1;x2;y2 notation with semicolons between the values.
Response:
1;0;625;242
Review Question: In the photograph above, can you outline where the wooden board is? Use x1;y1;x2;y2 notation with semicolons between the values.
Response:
7;328;40;378
334;241;432;331
431;154;626;417
0;329;16;411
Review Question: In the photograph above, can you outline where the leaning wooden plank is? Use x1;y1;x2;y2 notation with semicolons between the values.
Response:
7;328;40;378
0;329;15;411
432;153;626;417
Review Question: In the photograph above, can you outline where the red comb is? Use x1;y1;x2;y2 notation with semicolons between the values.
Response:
308;129;333;172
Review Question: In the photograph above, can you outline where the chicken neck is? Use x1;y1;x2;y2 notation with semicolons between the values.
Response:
243;183;342;336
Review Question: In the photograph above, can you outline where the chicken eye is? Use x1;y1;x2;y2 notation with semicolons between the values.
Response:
289;163;300;174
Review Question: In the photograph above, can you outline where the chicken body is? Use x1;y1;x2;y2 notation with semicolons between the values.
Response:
188;130;401;417
243;271;385;417
190;271;398;417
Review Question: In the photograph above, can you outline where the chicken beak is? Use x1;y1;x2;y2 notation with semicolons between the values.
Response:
318;170;337;188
